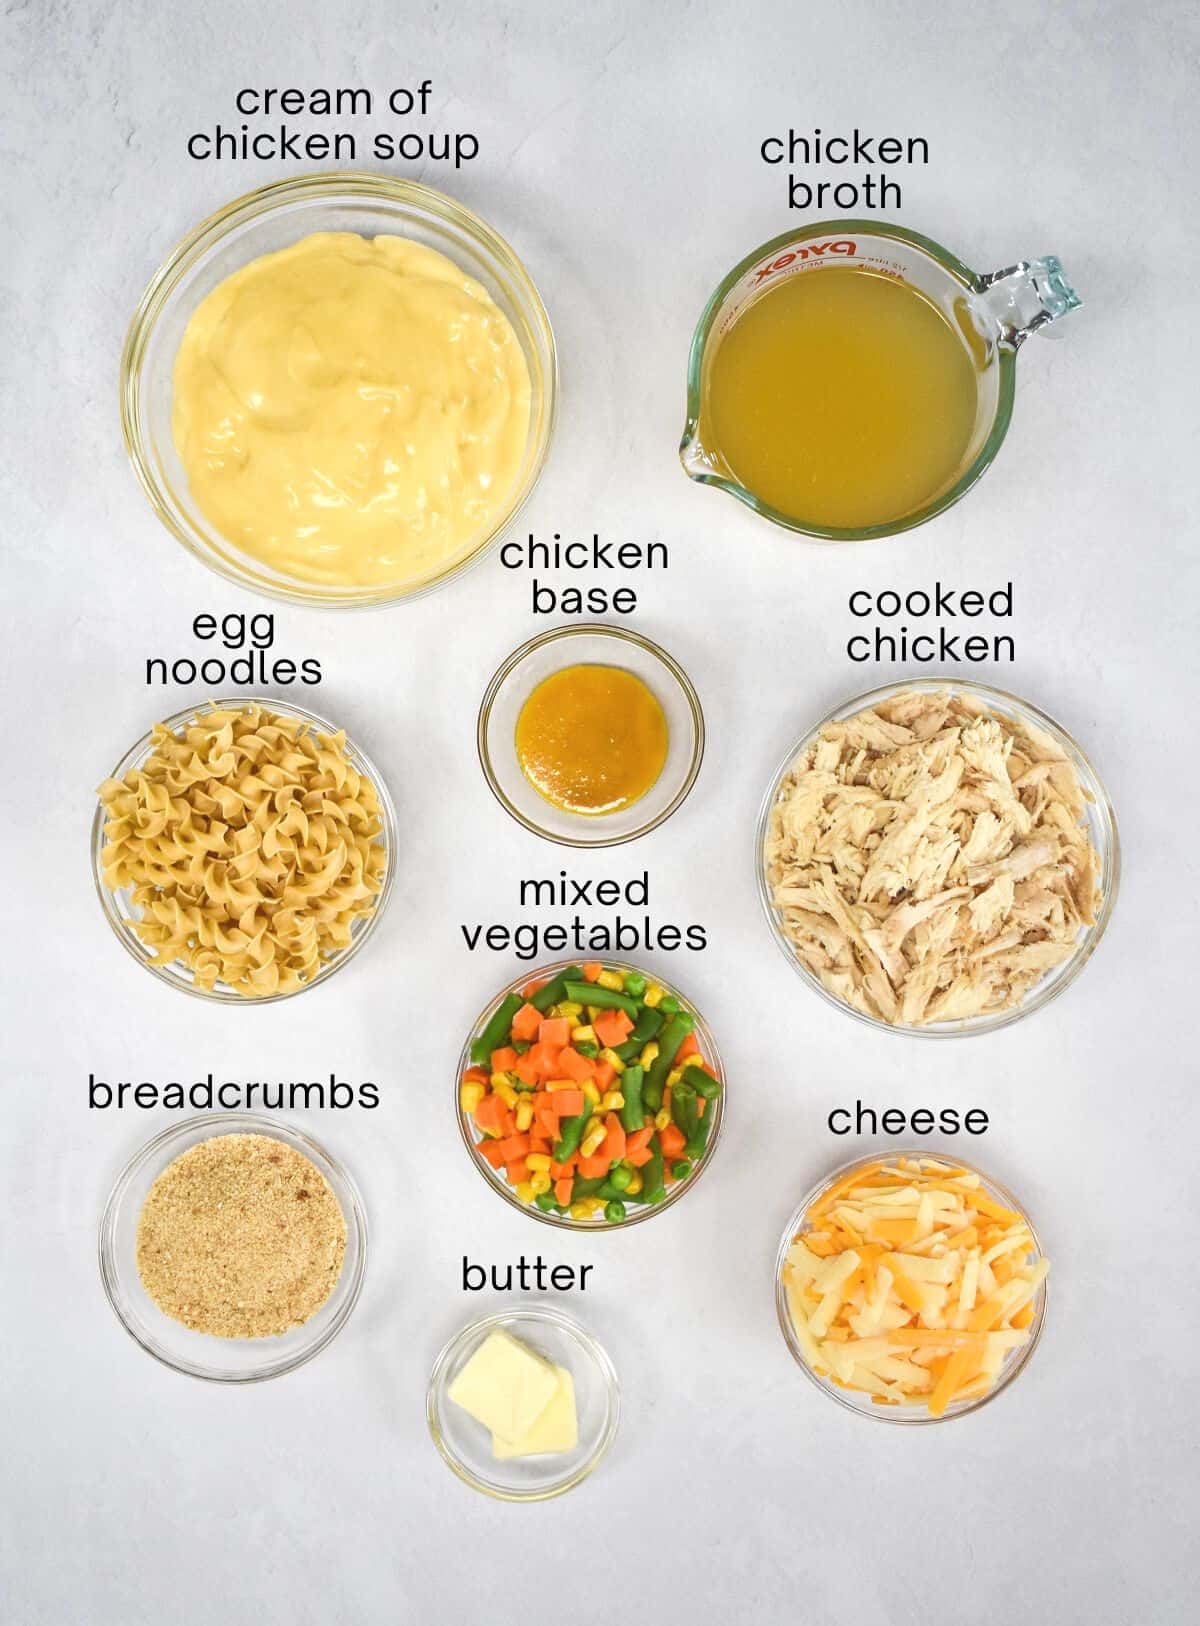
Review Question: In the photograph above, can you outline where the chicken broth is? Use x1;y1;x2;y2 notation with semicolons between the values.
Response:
702;267;980;531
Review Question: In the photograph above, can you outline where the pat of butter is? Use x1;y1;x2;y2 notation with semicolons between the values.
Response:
447;1329;559;1444
492;1366;578;1459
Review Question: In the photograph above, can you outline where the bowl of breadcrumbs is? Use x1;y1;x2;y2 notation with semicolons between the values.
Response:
99;1114;367;1381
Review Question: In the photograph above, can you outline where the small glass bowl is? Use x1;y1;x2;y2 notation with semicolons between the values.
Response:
457;959;725;1230
427;1306;620;1500
756;677;1119;1036
99;1113;368;1383
121;171;556;609
92;695;396;1003
775;1150;1048;1424
477;625;705;847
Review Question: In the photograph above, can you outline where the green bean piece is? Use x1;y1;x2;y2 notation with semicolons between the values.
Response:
574;1040;599;1058
616;1006;663;1061
535;1191;557;1213
671;1160;692;1180
604;1200;627;1224
623;972;647;998
642;1012;695;1110
553;1098;593;1163
609;1164;634;1192
571;1175;608;1199
513;1040;532;1056
685;1105;711;1162
690;1067;723;1101
658;994;681;1015
619;1065;645;1133
470;992;523;1065
671;1082;700;1147
638;1137;665;1205
563;981;641;1018
531;965;583;1014
594;1179;625;1201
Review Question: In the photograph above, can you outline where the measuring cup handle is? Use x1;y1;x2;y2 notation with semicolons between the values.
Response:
977;256;1082;347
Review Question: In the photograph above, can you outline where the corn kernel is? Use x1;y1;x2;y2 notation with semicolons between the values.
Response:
596;970;624;992
514;1100;533;1132
545;1078;575;1092
578;1197;604;1217
529;1172;552;1196
643;984;664;1008
493;1081;518;1109
571;1023;596;1046
569;1200;591;1220
639;1042;660;1069
516;1181;535;1204
556;1001;583;1020
599;1047;626;1075
625;1171;643;1196
581;1127;607;1158
681;1053;704;1070
525;1153;552;1172
460;1082;485;1114
587;1005;602;1022
654;1107;671;1131
582;1081;600;1106
489;1071;509;1090
666;1067;683;1089
600;1090;624;1112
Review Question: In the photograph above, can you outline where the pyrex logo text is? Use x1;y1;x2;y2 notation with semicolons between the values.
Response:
752;240;857;283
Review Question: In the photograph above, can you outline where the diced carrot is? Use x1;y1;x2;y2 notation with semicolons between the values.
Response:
538;1017;571;1048
514;1054;540;1087
477;1140;505;1169
490;1046;519;1074
506;1161;530;1186
496;1133;531;1162
593;1009;633;1047
593;1060;617;1090
550;1156;578;1180
658;1123;686;1160
577;1152;612;1180
510;1002;542;1043
500;1109;517;1136
626;1146;653;1168
528;1041;562;1079
550;1089;584;1118
521;978;547;999
602;1114;626;1162
581;961;603;982
529;1132;553;1155
474;1094;506;1133
676;1032;700;1062
556;1047;594;1084
554;1177;574;1206
462;1065;489;1084
625;1126;654;1155
535;1108;560;1138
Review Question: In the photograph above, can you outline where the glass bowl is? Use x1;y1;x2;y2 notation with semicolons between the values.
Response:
478;625;705;847
427;1306;620;1500
120;171;557;608
774;1150;1048;1424
456;958;725;1230
756;677;1119;1037
92;695;396;1003
99;1113;368;1383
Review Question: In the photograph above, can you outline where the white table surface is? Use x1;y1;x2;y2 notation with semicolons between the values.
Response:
4;1;1198;1620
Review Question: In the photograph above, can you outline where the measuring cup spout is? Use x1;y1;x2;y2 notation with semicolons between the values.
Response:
977;256;1081;348
679;428;725;484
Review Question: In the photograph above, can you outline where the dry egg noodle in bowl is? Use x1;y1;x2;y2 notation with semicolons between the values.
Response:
93;697;395;1002
774;1152;1049;1424
98;1114;367;1382
681;220;1081;540
121;172;556;607
478;625;705;848
757;680;1118;1035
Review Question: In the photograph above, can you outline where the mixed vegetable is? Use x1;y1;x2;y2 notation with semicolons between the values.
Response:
461;962;722;1222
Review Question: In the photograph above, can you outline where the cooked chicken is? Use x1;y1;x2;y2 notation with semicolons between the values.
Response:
763;690;1102;1026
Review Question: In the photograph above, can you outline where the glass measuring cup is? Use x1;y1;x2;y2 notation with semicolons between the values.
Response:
680;219;1080;541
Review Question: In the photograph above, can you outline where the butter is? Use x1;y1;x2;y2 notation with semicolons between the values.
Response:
172;231;531;592
447;1329;559;1444
492;1366;577;1459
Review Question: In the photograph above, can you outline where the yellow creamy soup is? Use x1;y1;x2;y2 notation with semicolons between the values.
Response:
172;232;531;589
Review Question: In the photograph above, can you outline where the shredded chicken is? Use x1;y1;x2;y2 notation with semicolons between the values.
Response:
764;690;1102;1026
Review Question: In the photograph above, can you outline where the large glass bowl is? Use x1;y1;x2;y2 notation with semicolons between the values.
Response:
99;1113;368;1383
756;678;1119;1037
774;1150;1048;1424
427;1306;620;1501
456;959;726;1230
92;695;396;1002
477;624;705;848
121;171;557;608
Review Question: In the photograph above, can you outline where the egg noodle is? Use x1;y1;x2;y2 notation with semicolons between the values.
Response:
98;704;386;997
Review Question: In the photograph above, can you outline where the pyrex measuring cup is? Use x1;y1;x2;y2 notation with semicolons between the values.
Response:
680;219;1080;541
